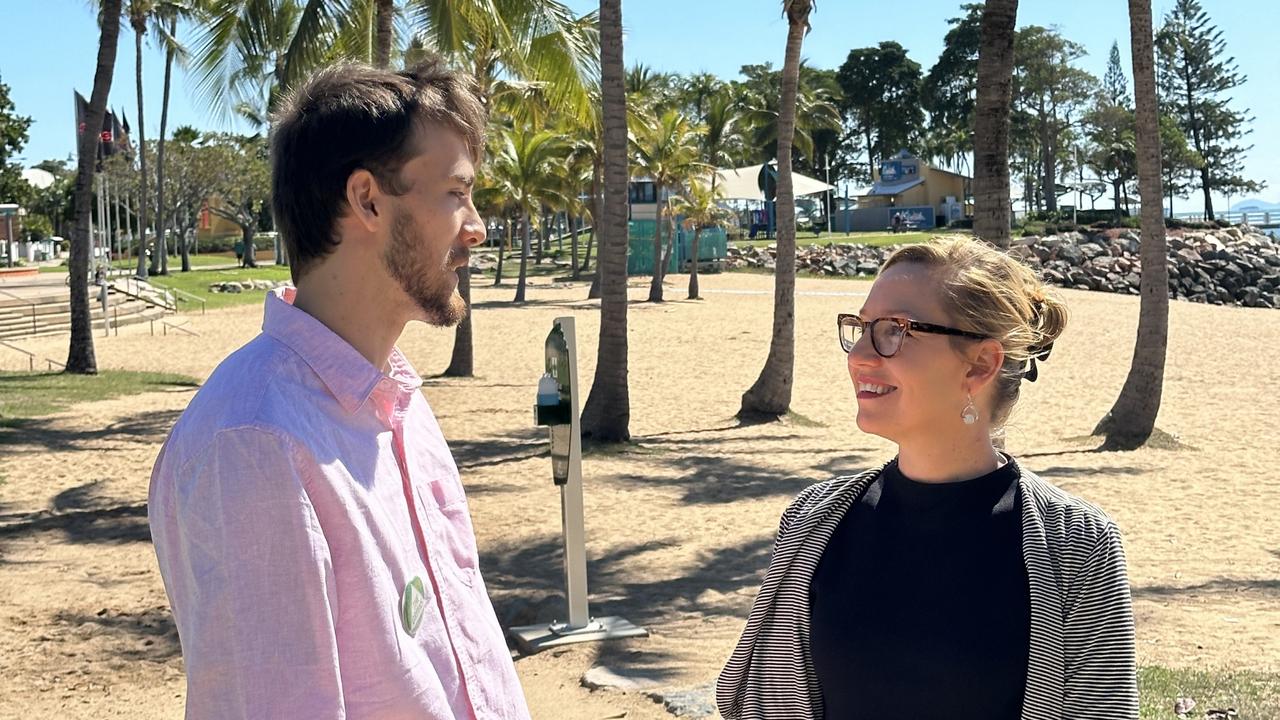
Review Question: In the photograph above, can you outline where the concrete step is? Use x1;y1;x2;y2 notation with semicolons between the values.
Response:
0;302;169;341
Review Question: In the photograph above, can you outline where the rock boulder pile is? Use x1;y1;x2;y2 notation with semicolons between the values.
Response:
726;226;1280;309
208;279;291;293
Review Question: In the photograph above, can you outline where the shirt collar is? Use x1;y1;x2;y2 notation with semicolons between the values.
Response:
262;287;423;423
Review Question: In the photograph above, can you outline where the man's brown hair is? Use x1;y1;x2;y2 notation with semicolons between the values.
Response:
270;59;487;282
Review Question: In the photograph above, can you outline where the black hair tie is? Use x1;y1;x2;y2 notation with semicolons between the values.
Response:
1023;342;1054;383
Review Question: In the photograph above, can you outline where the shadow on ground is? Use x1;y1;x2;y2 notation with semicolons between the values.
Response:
0;408;182;453
52;605;181;664
485;533;774;631
0;480;151;553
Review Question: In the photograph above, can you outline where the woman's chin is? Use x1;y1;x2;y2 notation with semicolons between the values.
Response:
856;411;903;444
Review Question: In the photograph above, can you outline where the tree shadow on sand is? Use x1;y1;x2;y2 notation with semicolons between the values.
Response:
0;408;182;454
0;480;151;558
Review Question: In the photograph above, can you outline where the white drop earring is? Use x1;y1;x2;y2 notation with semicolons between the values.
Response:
962;394;979;425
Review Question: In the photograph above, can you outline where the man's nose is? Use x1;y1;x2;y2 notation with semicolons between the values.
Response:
461;204;486;247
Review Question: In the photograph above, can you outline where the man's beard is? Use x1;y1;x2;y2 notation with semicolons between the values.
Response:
383;211;468;327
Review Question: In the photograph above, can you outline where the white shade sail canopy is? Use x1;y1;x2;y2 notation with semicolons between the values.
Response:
714;164;835;202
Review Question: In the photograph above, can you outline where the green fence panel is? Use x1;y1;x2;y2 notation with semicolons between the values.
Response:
625;218;727;275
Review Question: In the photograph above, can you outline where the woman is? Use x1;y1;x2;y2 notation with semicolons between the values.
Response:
717;238;1137;720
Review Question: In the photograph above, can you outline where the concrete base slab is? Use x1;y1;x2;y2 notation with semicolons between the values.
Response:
508;616;647;654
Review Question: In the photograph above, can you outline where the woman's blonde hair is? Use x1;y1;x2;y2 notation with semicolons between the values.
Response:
879;237;1069;427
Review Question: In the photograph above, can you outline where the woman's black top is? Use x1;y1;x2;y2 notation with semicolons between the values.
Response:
809;457;1030;719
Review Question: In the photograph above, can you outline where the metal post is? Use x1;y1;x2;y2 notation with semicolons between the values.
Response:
4;214;11;268
101;280;109;337
825;153;833;235
109;175;119;262
509;317;647;654
557;316;589;629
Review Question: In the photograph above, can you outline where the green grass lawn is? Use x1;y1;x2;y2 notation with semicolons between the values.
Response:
38;253;238;273
147;265;294;311
1139;665;1280;719
0;370;200;425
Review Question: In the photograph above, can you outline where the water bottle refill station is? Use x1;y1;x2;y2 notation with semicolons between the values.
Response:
507;317;647;653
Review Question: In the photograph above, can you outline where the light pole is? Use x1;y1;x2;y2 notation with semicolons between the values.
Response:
825;151;833;234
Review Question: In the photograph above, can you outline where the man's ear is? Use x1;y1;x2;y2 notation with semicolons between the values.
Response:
345;169;383;234
965;338;1005;394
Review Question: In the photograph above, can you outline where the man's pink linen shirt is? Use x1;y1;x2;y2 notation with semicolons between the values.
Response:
149;288;529;719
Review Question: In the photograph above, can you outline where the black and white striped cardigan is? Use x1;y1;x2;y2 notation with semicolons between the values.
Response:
716;461;1138;720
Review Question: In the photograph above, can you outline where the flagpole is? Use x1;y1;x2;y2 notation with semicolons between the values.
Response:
124;190;133;267
106;173;115;263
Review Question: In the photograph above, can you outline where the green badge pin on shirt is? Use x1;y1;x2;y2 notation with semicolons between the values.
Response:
400;575;426;636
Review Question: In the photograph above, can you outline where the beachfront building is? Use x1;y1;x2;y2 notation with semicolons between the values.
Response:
838;150;970;231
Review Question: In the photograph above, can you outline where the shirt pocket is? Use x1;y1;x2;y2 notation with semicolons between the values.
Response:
415;485;481;575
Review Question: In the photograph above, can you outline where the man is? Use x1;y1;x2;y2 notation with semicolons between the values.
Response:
149;60;530;719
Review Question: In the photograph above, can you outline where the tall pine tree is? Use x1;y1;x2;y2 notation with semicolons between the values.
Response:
1156;0;1261;219
1103;41;1130;107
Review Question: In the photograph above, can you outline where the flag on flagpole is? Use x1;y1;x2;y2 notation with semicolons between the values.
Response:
74;91;119;168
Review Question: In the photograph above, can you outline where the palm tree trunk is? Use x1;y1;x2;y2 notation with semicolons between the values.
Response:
67;0;123;374
581;155;602;276
660;208;676;279
133;24;150;278
688;226;701;299
647;183;664;302
156;15;176;275
570;215;581;279
580;232;594;276
443;266;473;376
494;216;507;285
739;0;809;418
580;0;630;442
972;0;1019;247
514;208;531;303
374;0;394;68
1095;0;1169;450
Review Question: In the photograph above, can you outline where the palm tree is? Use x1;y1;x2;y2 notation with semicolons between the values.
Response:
740;79;840;165
1094;0;1169;450
374;0;395;66
739;0;811;419
680;71;722;119
700;89;746;189
485;128;571;303
560;144;594;280
670;178;730;300
971;0;1019;247
68;0;125;374
191;0;329;122
153;5;187;274
127;0;153;278
630;107;706;302
579;0;630;442
626;63;673;105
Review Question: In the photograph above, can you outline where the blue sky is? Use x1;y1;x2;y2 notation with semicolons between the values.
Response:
2;0;1276;212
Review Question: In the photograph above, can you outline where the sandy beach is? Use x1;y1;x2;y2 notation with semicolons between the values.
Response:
1;269;1277;719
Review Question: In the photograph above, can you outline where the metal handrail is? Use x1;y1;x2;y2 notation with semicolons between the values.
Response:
0;288;38;335
0;338;65;372
165;286;206;315
111;277;176;313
